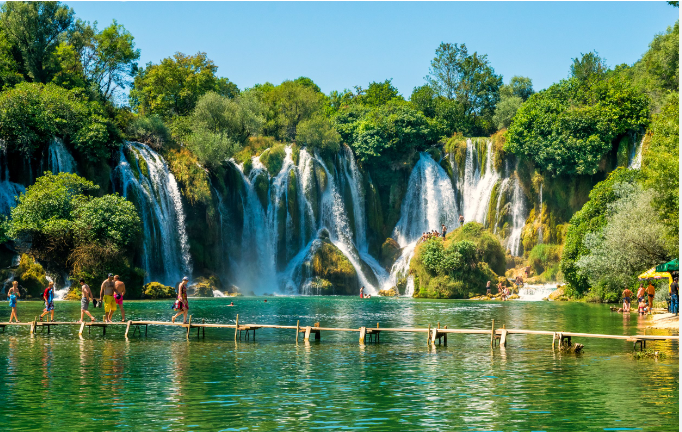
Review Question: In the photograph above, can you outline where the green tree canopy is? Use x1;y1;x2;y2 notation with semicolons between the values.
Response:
129;51;236;118
257;79;324;141
570;51;608;82
296;114;341;155
0;82;121;160
505;74;649;175
0;1;74;84
356;79;402;107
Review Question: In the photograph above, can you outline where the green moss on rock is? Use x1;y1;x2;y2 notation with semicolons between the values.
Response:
380;238;401;270
143;282;175;299
17;254;48;298
309;239;359;295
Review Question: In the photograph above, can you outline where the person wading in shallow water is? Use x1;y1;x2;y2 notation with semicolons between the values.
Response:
646;281;656;315
114;275;126;322
359;286;364;298
172;277;189;324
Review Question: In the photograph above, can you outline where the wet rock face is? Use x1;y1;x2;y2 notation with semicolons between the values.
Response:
309;236;359;296
380;238;401;270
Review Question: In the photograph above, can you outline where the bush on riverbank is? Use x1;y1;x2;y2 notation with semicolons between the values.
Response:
143;282;176;299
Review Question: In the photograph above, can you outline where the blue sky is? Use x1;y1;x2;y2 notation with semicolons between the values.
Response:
65;1;679;96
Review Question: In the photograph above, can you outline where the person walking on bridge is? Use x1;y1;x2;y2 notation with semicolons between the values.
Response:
100;274;116;323
39;281;54;322
114;275;126;322
79;279;96;323
8;280;19;323
172;277;189;324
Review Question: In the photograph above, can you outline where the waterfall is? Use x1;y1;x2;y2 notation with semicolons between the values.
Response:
628;135;645;169
517;283;558;301
457;139;500;223
212;289;226;297
0;149;25;216
493;178;511;234
537;184;543;245
47;138;77;174
46;275;70;301
225;145;384;295
508;177;526;257
112;142;193;285
386;153;458;294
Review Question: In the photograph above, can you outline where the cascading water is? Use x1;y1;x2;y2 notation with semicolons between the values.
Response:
0;149;25;216
628;135;645;169
112;142;193;286
386;153;458;294
493;178;511;234
517;283;558;301
507;177;526;257
456;139;500;224
225;145;385;295
47;138;77;174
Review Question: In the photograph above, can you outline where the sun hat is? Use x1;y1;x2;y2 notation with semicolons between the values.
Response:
183;276;189;281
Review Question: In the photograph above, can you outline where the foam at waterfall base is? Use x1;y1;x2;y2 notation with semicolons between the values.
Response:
516;284;558;301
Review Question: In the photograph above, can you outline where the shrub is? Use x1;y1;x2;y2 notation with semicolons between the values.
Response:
127;115;170;149
259;143;286;176
143;282;175;299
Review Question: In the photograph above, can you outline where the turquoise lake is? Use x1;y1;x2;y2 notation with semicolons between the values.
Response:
0;297;678;431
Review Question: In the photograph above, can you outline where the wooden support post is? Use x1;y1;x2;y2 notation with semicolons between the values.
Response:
295;320;300;343
234;314;239;342
427;324;431;345
500;329;507;347
490;319;495;347
304;326;311;341
186;315;192;340
125;320;131;338
145;324;147;337
79;322;85;336
102;324;106;337
359;327;366;344
202;319;205;338
443;325;447;346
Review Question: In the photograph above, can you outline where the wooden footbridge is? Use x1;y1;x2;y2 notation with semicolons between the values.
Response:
0;316;677;351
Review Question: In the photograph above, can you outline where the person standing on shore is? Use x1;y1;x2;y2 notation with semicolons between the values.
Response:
113;275;126;322
486;281;491;296
441;224;447;240
622;287;633;313
100;274;116;323
39;281;54;322
8;280;19;323
458;215;464;227
646;281;656;315
670;277;679;315
636;284;645;304
172;277;189;324
79;279;96;323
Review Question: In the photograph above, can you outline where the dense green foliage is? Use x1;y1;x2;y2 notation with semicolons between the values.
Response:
0;82;121;160
560;168;641;296
8;172;143;295
493;76;534;130
295;114;341;155
130;51;238;118
642;92;679;241
505;74;649;175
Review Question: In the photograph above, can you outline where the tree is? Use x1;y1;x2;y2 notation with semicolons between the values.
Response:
1;1;74;84
492;95;522;130
129;52;234;118
257;80;324;141
505;75;649;175
560;168;641;295
410;84;437;118
357;79;402;107
76;20;140;100
0;82;121;160
8;172;142;295
576;183;675;301
642;92;679;243
501;76;534;100
425;42;502;118
296;115;341;155
570;51;607;81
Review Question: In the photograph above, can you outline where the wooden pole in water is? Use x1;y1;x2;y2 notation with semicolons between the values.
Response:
500;324;507;347
359;327;366;344
234;314;239;342
186;315;192;340
427;324;431;345
490;319;495;347
125;320;131;338
295;320;300;343
304;326;311;341
443;325;447;346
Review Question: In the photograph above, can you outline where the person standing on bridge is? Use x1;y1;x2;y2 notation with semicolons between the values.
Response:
39;281;54;322
100;274;116;323
8;280;19;323
114;275;126;322
172;277;189;324
79;279;96;323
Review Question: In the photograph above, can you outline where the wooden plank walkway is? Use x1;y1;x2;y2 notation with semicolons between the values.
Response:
0;315;677;351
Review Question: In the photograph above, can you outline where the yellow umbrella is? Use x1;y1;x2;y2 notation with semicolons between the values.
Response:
638;267;672;280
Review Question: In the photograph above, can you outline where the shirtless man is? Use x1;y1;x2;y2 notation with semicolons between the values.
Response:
100;273;116;323
79;278;96;323
114;275;126;322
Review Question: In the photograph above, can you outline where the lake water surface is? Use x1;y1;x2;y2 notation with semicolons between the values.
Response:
0;297;678;431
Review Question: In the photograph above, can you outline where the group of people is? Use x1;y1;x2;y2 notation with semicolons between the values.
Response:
359;286;371;299
420;224;448;242
485;280;511;300
621;278;679;316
